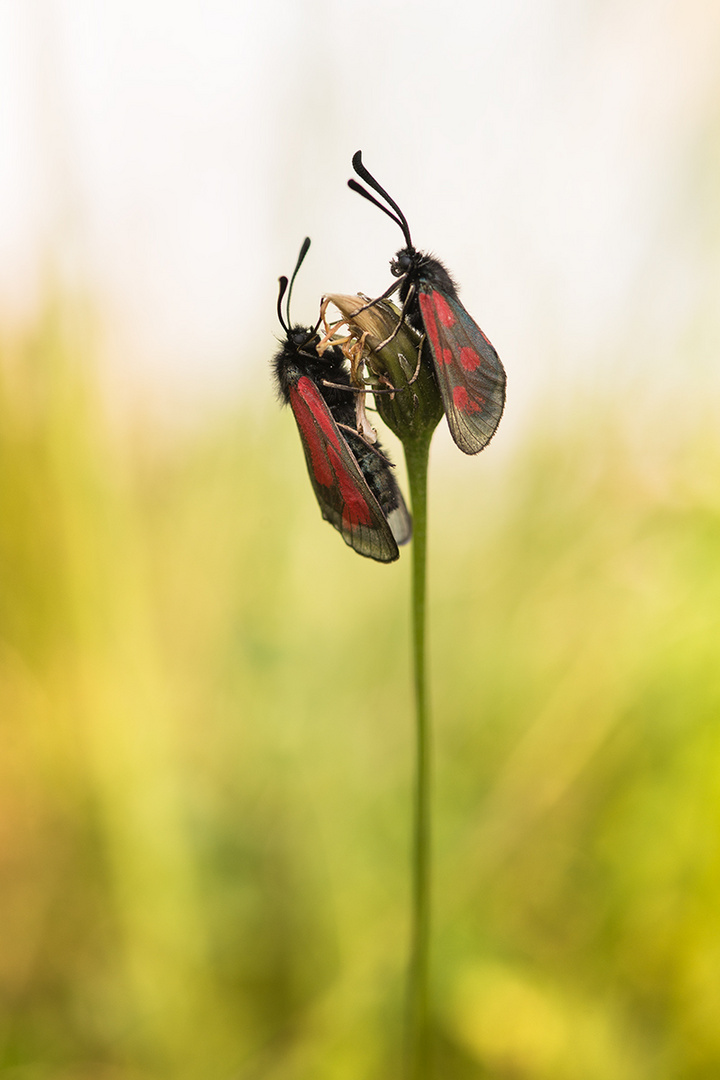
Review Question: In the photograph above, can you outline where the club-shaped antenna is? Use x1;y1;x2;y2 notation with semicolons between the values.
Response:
276;236;312;333
348;151;413;250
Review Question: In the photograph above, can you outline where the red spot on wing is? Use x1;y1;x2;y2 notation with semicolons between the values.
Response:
296;376;342;445
290;377;344;488
327;444;373;528
419;292;458;365
459;346;481;371
291;376;374;531
418;292;442;357
432;292;456;327
453;386;482;414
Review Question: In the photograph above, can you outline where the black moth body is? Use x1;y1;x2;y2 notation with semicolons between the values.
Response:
273;239;412;562
349;152;507;455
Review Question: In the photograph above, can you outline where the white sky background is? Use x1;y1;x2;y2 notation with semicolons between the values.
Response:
1;0;720;434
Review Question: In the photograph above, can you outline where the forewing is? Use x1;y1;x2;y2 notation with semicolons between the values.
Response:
418;289;506;455
288;374;400;562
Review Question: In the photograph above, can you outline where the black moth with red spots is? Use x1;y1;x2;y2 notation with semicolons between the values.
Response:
273;237;412;562
349;151;506;455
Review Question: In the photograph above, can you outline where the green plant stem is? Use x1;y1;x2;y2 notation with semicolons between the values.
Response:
403;431;433;1080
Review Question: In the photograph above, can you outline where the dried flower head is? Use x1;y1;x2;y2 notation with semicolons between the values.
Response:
321;294;444;448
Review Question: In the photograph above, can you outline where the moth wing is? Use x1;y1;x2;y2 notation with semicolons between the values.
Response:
288;374;401;562
418;289;506;455
386;492;412;546
345;429;412;548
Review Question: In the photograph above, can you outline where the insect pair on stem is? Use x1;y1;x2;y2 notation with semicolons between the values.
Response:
273;151;507;562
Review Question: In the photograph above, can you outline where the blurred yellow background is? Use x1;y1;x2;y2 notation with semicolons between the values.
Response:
2;2;720;1078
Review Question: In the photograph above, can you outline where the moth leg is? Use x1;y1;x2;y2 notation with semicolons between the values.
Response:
405;332;425;386
373;280;415;351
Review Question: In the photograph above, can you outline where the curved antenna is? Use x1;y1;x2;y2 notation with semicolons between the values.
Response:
349;151;413;249
348;180;407;236
276;275;290;332
277;236;312;333
285;236;312;327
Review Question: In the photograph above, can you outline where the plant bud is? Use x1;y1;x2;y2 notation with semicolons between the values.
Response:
324;295;443;447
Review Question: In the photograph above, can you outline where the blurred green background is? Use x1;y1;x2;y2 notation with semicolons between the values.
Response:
2;292;720;1079
4;2;720;1077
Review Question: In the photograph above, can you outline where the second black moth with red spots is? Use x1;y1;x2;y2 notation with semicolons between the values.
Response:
348;151;506;455
273;237;412;563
